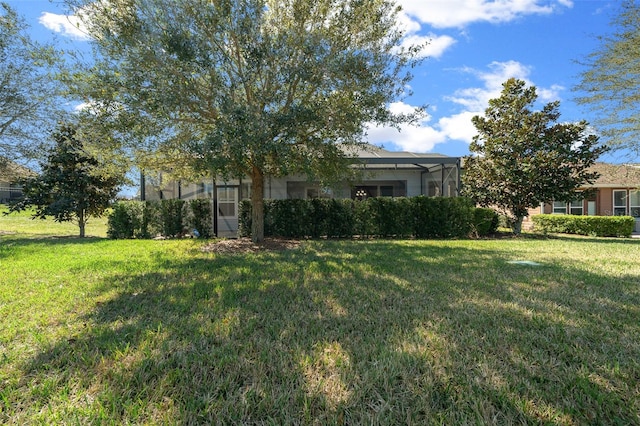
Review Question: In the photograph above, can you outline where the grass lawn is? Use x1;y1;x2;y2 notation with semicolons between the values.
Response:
1;208;639;424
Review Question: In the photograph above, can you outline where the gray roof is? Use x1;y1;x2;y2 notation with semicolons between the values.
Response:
347;145;460;169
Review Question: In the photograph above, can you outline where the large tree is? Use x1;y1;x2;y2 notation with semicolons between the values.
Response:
66;0;424;242
9;123;122;238
0;2;67;174
575;0;640;158
462;78;607;234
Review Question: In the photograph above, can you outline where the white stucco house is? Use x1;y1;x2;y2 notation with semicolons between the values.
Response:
141;146;461;237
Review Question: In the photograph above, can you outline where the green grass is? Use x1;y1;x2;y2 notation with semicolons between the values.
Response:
0;205;108;238
1;211;639;424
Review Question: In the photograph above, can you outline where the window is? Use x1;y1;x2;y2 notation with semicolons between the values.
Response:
613;190;628;216
380;186;394;197
350;181;406;199
217;187;237;218
569;199;583;215
630;190;640;218
552;201;567;214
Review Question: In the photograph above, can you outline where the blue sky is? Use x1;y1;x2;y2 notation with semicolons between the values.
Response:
6;0;621;160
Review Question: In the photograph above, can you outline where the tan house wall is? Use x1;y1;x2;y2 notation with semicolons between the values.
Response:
598;188;613;215
523;187;640;232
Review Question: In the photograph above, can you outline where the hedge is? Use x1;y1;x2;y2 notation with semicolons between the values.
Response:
109;197;500;240
239;196;497;239
108;200;213;239
531;214;635;237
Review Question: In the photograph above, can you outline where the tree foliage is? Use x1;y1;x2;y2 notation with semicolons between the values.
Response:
462;78;607;234
0;2;67;175
9;123;122;237
66;0;424;242
575;0;640;158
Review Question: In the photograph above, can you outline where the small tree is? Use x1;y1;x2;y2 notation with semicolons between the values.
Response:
9;124;122;237
462;78;607;235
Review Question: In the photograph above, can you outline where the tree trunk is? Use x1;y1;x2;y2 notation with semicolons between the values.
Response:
78;209;86;238
250;166;265;243
513;216;524;235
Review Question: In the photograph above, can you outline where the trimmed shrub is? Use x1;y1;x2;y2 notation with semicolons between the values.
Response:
107;201;138;239
532;214;635;237
187;199;214;238
108;199;192;239
160;199;187;237
140;201;161;238
269;199;310;237
327;199;356;238
367;197;413;238
472;208;499;237
413;196;474;238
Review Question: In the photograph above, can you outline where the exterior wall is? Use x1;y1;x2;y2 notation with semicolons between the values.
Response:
523;187;640;232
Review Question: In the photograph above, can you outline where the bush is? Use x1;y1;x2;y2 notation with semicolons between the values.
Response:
107;201;138;239
109;199;210;239
187;199;213;238
532;214;635;237
158;199;186;237
366;197;413;238
327;199;356;238
238;200;252;238
413;196;474;238
140;201;161;238
472;208;499;237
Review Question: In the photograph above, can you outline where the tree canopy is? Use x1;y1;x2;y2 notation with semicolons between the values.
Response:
575;0;640;159
462;78;607;234
0;2;67;175
66;0;424;242
9;123;122;237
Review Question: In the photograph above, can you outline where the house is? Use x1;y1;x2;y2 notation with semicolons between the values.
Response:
141;145;462;237
0;161;32;204
523;162;640;233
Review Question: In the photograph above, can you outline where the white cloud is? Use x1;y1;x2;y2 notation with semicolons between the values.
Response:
437;112;478;142
367;60;565;152
395;1;573;61
397;10;457;59
538;84;564;102
420;34;456;58
39;12;90;41
367;113;448;153
397;0;572;29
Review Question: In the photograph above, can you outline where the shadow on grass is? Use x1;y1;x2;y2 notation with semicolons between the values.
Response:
17;239;640;424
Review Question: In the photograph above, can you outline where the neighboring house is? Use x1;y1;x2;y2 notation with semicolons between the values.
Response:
142;145;462;237
524;162;640;233
0;161;32;204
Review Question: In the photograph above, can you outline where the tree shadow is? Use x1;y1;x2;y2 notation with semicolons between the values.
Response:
16;240;640;424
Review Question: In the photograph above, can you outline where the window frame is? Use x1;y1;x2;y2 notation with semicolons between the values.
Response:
613;190;628;216
552;201;567;214
629;190;640;218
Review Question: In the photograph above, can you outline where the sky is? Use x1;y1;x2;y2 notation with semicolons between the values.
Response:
5;0;623;161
